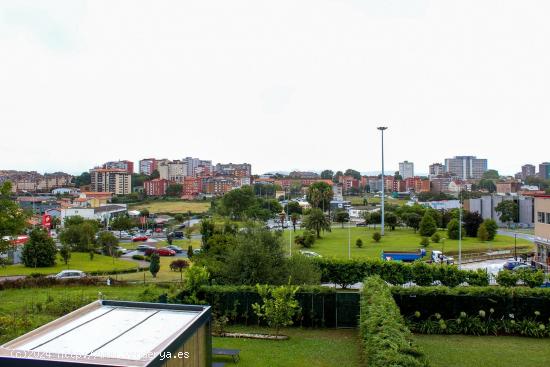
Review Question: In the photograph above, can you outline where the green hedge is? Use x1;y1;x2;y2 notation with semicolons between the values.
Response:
360;276;429;367
392;286;550;322
314;258;489;288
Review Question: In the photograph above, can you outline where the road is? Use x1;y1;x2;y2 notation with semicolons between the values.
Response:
497;230;534;242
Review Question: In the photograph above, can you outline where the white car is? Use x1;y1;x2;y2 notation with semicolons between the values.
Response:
55;270;87;279
299;250;322;258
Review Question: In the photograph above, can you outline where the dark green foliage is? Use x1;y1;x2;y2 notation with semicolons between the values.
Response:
404;213;422;232
477;223;489;242
132;254;145;261
420;237;430;247
149;253;160;277
169;259;189;272
284;201;303;215
360;276;429;367
419;213;437;237
496;269;545;288
97;231;119;255
166;184;183;197
372;232;381;242
187;245;193;259
320;170;334;179
21;229;57;267
495;200;519;226
430;232;440;243
286;255;322;285
333;209;349;228
303;208;331;238
355;238;363;248
446;219;463;240
463;211;484;237
0;182;29;266
306;181;333;210
294;230;316;248
384;212;398;231
59;243;71;265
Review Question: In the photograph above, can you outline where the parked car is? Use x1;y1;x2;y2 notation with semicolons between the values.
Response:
55;270;86;279
145;247;176;256
355;222;367;227
166;245;184;253
173;231;184;239
115;246;128;254
132;235;148;242
154;227;163;233
192;248;202;255
503;260;523;270
299;250;322;258
512;264;535;272
136;244;155;252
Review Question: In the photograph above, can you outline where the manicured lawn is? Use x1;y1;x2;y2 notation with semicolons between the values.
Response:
129;200;210;214
283;227;533;259
0;253;139;277
213;326;360;367
113;257;189;283
416;334;550;367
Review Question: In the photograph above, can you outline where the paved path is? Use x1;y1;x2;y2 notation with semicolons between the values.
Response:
497;230;534;242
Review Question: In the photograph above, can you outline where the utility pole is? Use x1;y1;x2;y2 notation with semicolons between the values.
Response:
377;126;388;235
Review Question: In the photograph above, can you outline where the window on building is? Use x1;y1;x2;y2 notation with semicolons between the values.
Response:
538;212;546;223
547;213;550;225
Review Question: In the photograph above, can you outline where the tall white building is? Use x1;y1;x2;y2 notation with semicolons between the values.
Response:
444;156;488;180
399;161;414;179
158;160;187;182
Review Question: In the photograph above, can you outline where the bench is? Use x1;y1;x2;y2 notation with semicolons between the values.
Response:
212;347;240;363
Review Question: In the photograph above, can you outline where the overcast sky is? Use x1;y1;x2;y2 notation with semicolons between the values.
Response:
1;0;549;176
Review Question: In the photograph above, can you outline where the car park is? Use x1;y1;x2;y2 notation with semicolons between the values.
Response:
166;245;184;253
503;260;523;270
55;270;86;279
115;246;128;254
136;244;155;252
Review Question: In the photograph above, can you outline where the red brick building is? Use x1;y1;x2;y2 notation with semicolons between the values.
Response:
144;178;171;196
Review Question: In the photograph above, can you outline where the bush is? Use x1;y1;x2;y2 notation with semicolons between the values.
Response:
360;276;428;367
420;237;430;247
132;254;145;261
419;213;437;237
286;255;322;285
21;229;58;267
430;233;440;243
484;219;498;241
477;223;489;242
149;253;160;278
517;269;545;288
372;232;381;242
496;270;518;287
355;238;363;248
447;219;463;240
252;283;301;336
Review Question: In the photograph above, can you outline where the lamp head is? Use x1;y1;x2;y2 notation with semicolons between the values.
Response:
377;126;388;131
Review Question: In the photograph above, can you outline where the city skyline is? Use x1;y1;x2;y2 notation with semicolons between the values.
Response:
2;1;550;175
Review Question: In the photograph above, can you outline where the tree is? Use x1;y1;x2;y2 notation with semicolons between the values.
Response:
140;209;150;218
463;211;484;237
174;213;184;223
372;232;381;242
166;184;183;197
419;213;437;237
150;169;160;179
97;231;119;256
294;230;316;248
72;172;91;187
284;201;303;215
199;218;215;247
431;232;441;243
0;182;28;266
420;237;430;247
285;255;321;285
59;220;99;252
483;219;498;241
477;223;489;242
306;182;333;212
320;170;334;179
478;179;496;193
149;252;160;277
290;213;300;231
344;169;361;180
384;212;398;231
333;171;343;183
404;213;422;233
447;219;464;240
334;209;349;228
482;170;500;180
252;283;301;336
355;238;363;248
219;186;256;219
21;229;57;267
170;259;189;281
495;200;518;228
185;226;193;244
303;208;331;238
187;245;194;259
59;243;71;265
110;215;134;236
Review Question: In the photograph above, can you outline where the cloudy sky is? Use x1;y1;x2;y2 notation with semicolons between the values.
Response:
1;0;549;176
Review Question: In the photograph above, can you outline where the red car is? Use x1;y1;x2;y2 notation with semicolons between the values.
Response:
145;247;176;256
132;235;148;242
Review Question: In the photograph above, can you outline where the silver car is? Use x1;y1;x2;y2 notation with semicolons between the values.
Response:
55;270;87;279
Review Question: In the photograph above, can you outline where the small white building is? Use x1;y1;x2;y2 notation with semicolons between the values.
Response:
61;204;128;226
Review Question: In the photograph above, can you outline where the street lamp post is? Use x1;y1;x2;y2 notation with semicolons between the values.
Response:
348;215;351;260
377;127;388;236
458;188;462;269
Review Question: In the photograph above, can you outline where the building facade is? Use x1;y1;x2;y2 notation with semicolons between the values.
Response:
465;195;534;227
103;160;134;174
144;178;171;196
521;164;536;180
539;162;550;180
158;160;187;182
429;163;446;177
398;161;414;179
90;168;131;195
215;163;252;177
139;158;158;176
534;195;550;268
444;156;488;180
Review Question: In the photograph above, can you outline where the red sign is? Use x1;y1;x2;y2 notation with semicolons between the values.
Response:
42;214;52;229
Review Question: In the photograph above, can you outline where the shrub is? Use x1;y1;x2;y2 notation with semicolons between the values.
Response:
477;223;489;242
420;237;430;247
517;269;545;288
252;283;301;336
187;245;193;259
149;253;160;278
496;270;518;287
447;219;463;240
21;229;57;267
286;255;321;285
355;238;363;248
132;254;145;261
483;219;498;241
419;213;437;237
372;232;381;242
430;232;440;243
360;276;428;367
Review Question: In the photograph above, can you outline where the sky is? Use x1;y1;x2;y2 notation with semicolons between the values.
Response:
1;0;549;176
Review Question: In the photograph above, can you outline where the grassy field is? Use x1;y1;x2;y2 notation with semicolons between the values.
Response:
0;253;139;277
416;335;550;367
213;326;360;367
130;200;210;214
345;195;410;206
112;257;190;283
283;227;533;259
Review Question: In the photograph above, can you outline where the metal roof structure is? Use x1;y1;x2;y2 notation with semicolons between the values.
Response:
0;300;211;367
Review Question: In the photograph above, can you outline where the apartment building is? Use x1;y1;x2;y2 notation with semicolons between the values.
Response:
521;164;536;180
144;178;172;196
465;195;534;227
444;156;488;179
539;162;550;180
405;177;430;193
139;158;158;175
534;195;550;268
215;163;252;177
398;161;414;179
0;171;72;193
429;163;446;177
183;157;212;177
89;168;131;195
103;160;134;174
158;160;187;182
